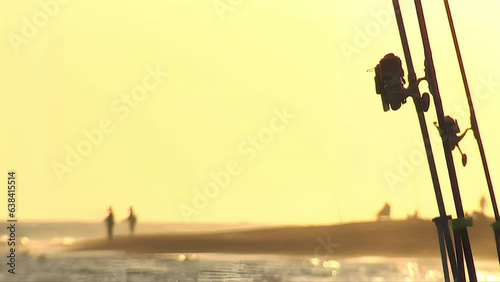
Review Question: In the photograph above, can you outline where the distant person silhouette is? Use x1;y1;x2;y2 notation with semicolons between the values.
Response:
104;206;115;241
377;202;391;221
126;206;137;236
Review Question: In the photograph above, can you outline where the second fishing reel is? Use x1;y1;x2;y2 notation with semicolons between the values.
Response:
434;116;472;167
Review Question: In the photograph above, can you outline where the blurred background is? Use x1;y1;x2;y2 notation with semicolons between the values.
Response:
0;0;499;224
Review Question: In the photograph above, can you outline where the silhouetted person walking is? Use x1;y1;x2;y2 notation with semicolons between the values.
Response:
104;206;115;241
127;206;137;236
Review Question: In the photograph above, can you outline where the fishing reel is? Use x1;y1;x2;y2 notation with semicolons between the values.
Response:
373;53;430;112
374;53;407;111
433;116;472;166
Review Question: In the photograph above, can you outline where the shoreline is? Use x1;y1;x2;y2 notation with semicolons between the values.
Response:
69;218;498;260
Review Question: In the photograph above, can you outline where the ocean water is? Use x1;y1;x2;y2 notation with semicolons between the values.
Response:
3;251;500;282
1;222;499;281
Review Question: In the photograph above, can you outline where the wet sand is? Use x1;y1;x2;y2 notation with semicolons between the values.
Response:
70;219;498;259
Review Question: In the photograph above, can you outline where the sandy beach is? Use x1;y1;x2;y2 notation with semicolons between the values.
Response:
70;218;498;259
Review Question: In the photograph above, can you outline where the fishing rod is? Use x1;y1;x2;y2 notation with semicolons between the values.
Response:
442;0;500;265
371;1;481;279
413;0;477;280
390;0;457;279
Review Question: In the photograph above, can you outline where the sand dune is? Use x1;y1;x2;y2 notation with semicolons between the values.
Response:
70;218;498;259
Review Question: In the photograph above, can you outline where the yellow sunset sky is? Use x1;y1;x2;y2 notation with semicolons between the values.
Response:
0;0;499;224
